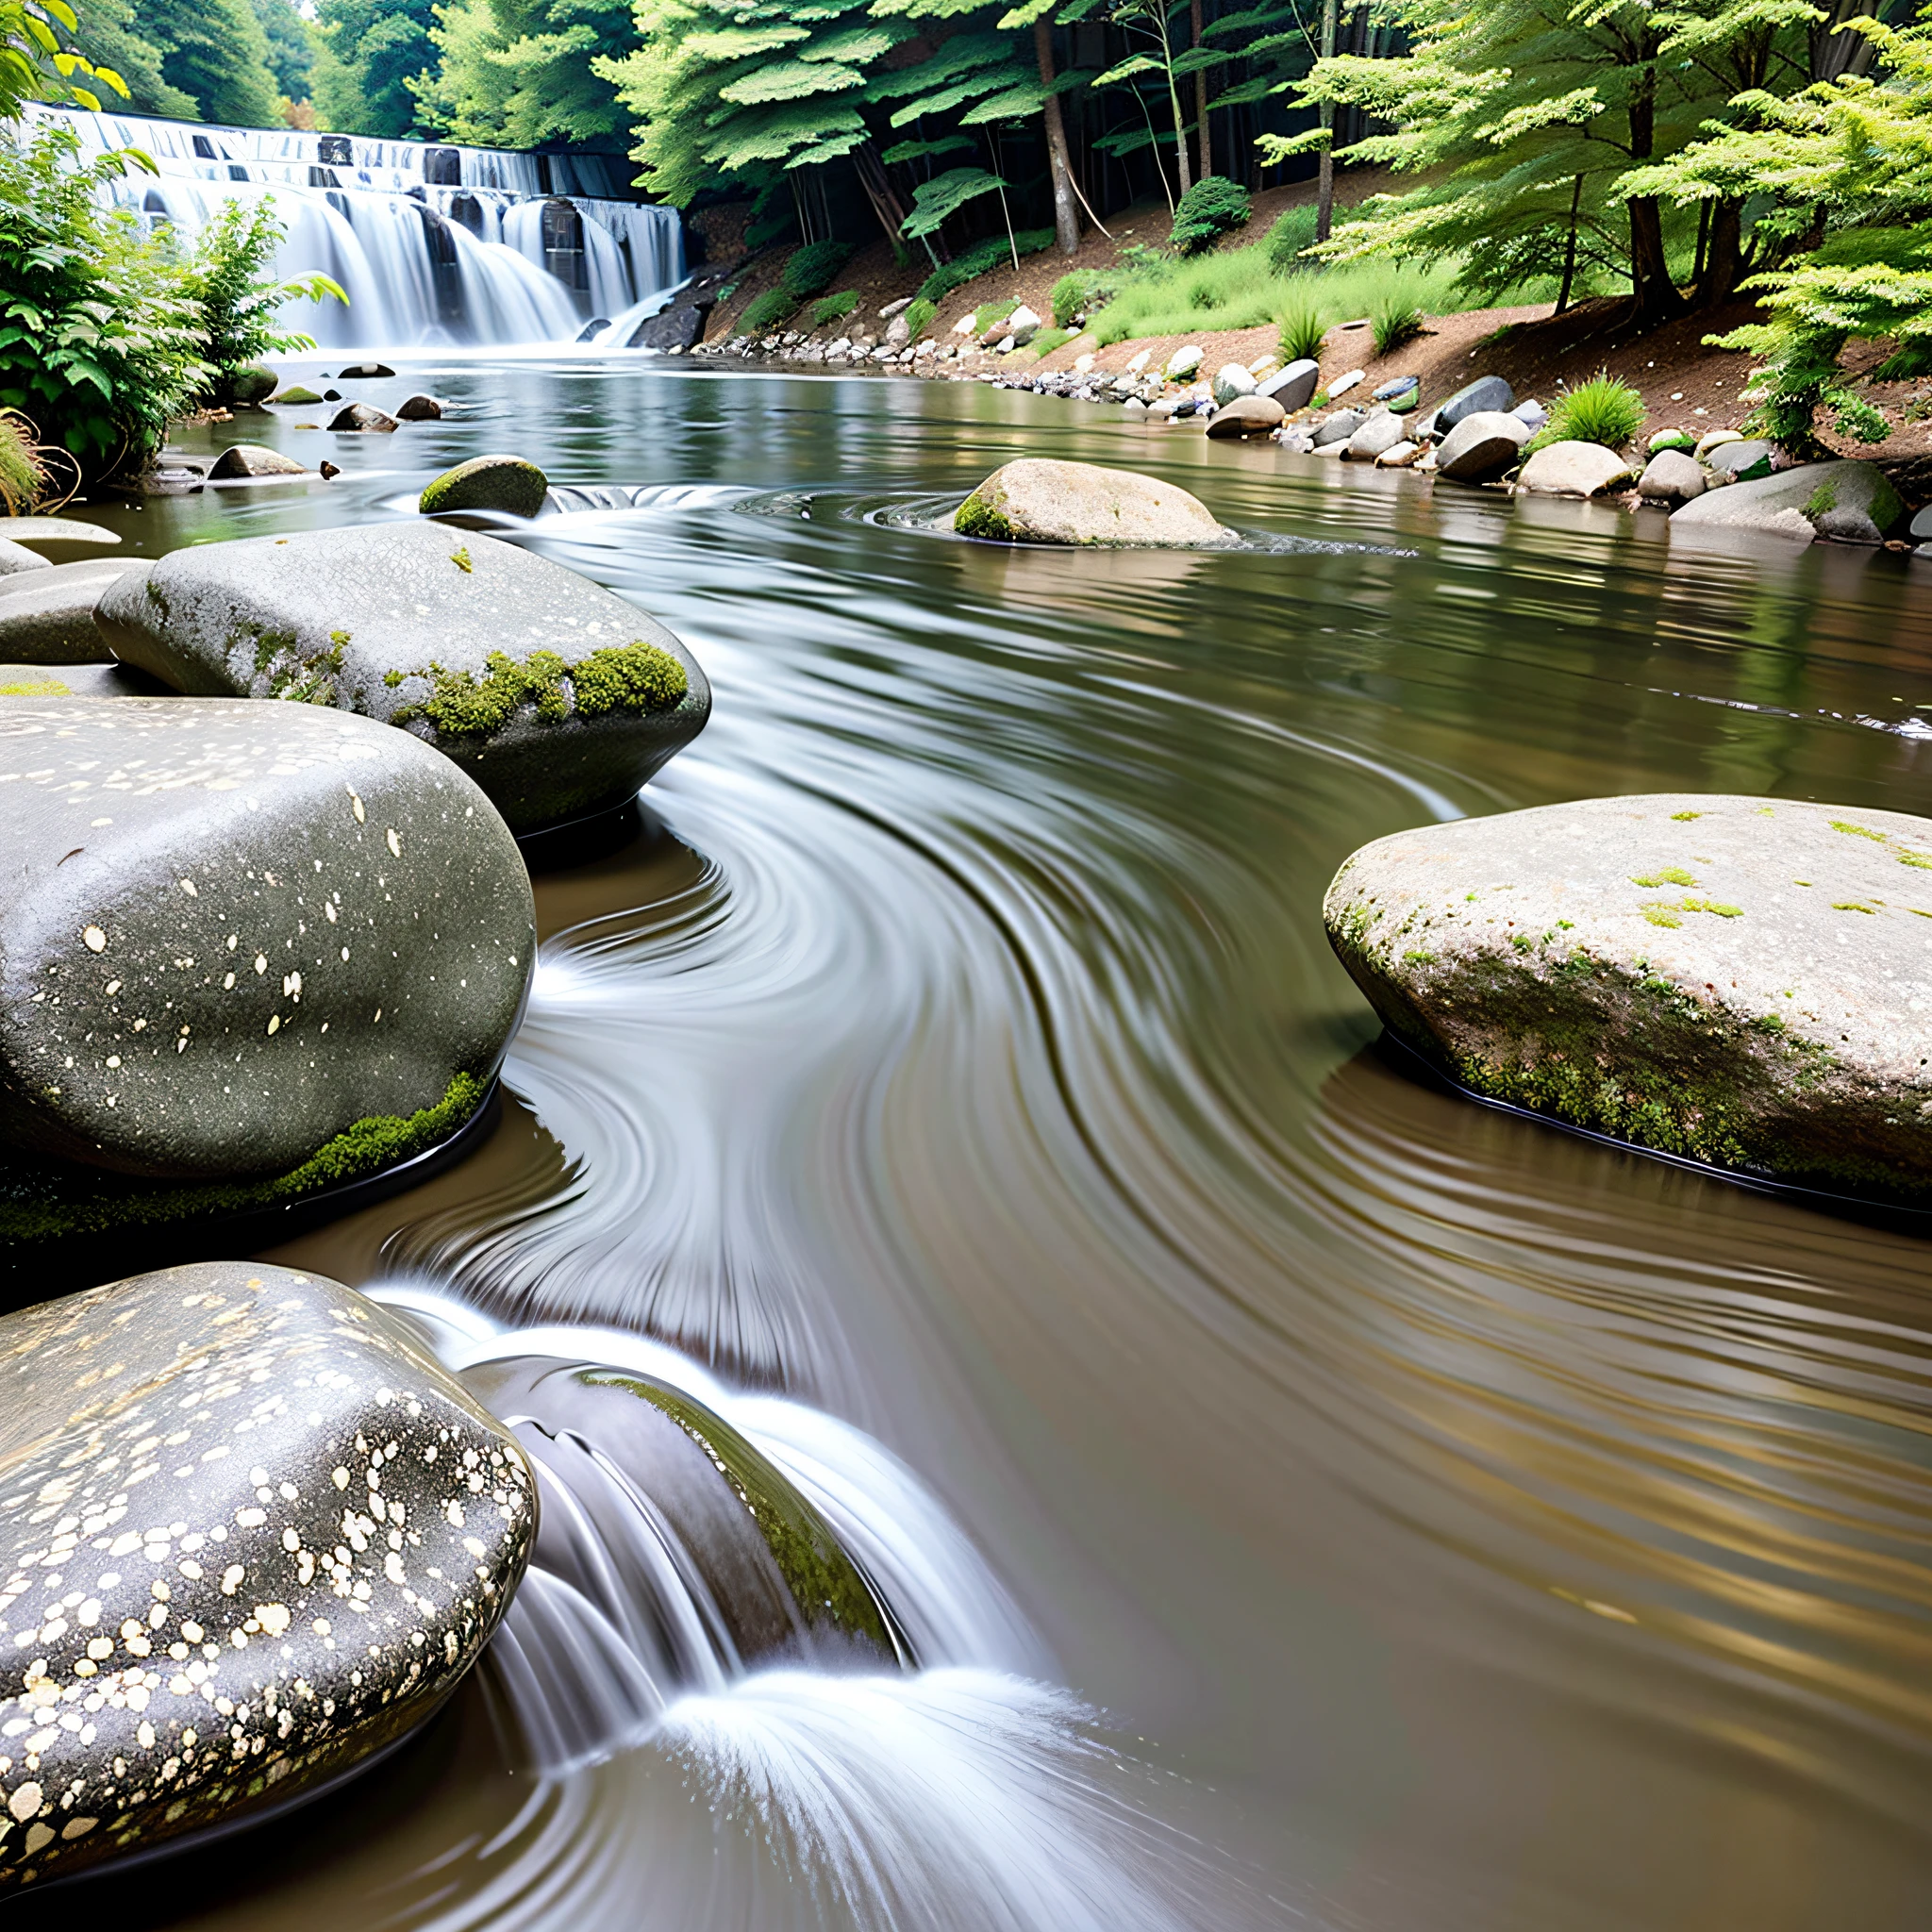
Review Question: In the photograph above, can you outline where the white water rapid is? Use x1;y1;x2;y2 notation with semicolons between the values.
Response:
368;1291;1275;1932
27;104;685;349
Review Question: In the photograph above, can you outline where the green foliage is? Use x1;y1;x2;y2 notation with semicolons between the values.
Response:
1539;371;1646;451
1170;175;1252;255
139;0;283;125
1370;292;1424;358
811;289;859;325
0;411;44;513
904;296;936;341
782;240;853;302
1277;291;1327;363
250;0;310;103
61;0;196;118
1024;325;1075;358
971;295;1018;335
1052;269;1117;329
900;166;1007;242
187;199;346;403
312;0;436;136
741;286;796;334
391;639;687;738
411;0;631;144
913;229;1053;305
1265;203;1319;274
0;122;205;479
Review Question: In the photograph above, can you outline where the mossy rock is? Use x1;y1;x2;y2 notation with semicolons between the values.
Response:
1648;426;1696;454
953;458;1233;548
420;455;550;519
1324;793;1932;1201
273;385;325;406
225;363;277;406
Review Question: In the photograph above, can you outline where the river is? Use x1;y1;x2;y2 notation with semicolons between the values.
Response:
26;358;1932;1930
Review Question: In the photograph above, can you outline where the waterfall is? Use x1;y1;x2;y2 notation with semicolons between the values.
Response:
25;104;686;349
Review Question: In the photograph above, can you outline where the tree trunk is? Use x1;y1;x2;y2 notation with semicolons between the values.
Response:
850;143;913;258
1191;0;1210;184
1556;175;1582;314
1812;0;1880;81
1624;58;1680;324
1698;197;1745;307
1035;18;1081;255
1316;0;1339;242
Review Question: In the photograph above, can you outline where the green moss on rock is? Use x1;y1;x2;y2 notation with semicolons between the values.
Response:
0;1071;487;1245
954;490;1016;541
419;455;549;519
391;638;686;739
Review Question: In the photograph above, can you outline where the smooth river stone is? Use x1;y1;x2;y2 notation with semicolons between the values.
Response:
0;1261;535;1890
0;697;532;1182
953;458;1234;548
1324;794;1932;1199
0;558;148;664
95;524;710;834
1670;458;1904;545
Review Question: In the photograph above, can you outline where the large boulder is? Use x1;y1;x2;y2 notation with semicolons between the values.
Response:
0;1261;533;1890
0;558;149;664
419;455;549;519
1434;410;1530;483
0;518;120;553
97;525;709;835
952;458;1233;548
0;696;531;1192
1515;441;1638;497
1258;358;1319;412
1637;448;1707;504
1344;410;1411;462
208;445;309;481
223;362;277;406
1706;437;1776;482
1206;394;1286;440
1325;793;1932;1199
0;661;164;698
1670;459;1902;544
0;538;49;577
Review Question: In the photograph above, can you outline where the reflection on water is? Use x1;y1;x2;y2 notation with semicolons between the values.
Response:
30;364;1932;1930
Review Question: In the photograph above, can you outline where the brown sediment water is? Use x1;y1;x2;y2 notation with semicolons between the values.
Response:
25;361;1932;1930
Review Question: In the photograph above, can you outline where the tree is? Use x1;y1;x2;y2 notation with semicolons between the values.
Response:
133;0;282;125
65;0;198;117
1267;0;1728;325
312;0;438;136
412;0;634;145
1625;8;1932;451
250;0;312;107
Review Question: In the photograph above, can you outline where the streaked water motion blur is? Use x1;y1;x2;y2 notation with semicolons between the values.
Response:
27;362;1932;1930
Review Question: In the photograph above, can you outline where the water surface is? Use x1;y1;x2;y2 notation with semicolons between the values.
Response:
31;361;1932;1930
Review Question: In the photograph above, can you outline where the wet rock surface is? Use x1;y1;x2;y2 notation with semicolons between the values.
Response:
95;524;709;834
953;458;1233;548
208;446;309;481
1671;459;1903;544
0;558;150;664
0;696;532;1188
0;539;49;577
420;455;548;518
1325;793;1932;1199
0;1260;534;1890
1205;395;1285;440
326;404;398;434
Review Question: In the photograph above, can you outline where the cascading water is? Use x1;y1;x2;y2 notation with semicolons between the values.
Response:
25;103;685;348
366;1290;1270;1932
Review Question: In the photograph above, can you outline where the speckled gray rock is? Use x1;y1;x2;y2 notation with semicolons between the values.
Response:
0;540;49;577
0;558;148;664
1325;794;1932;1197
1343;410;1410;461
953;459;1234;548
0;1260;534;1890
1671;459;1903;544
95;525;710;834
1311;409;1364;449
1637;449;1707;503
0;519;120;552
1434;410;1530;483
0;697;532;1181
1515;441;1638;497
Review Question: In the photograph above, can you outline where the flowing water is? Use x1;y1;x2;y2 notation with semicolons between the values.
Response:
24;360;1932;1929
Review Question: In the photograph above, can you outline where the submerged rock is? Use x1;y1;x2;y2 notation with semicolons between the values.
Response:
1670;459;1902;544
97;524;710;833
952;458;1233;548
1206;394;1286;440
1515;441;1638;497
327;403;398;434
1434;410;1530;483
336;361;396;379
395;394;444;422
419;455;549;519
0;558;149;664
463;1357;902;1667
0;696;530;1194
208;445;309;480
1325;793;1932;1199
0;1261;533;1890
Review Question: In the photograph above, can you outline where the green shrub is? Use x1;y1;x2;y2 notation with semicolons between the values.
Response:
781;241;853;302
914;230;1055;306
811;290;859;327
1024;326;1076;359
1170;175;1252;256
1051;271;1117;330
972;295;1019;337
1371;293;1425;358
1540;370;1647;449
187;198;345;406
905;297;937;341
741;287;797;335
0;122;204;480
1278;293;1328;364
1265;204;1319;274
0;411;44;513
